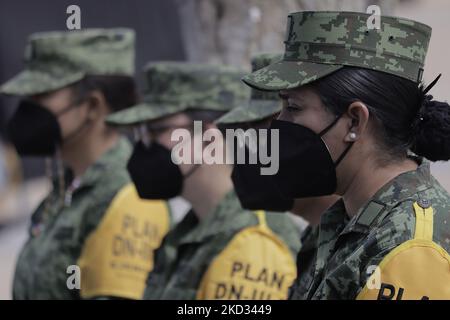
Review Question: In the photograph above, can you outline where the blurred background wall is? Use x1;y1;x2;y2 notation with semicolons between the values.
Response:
0;0;185;179
0;0;449;299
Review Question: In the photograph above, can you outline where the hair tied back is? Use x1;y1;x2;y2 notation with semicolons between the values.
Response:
423;73;442;95
411;73;450;161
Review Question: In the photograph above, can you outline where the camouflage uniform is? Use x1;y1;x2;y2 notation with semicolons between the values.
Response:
244;12;450;299
144;191;300;299
289;159;450;299
107;62;302;300
2;29;172;300
13;138;130;299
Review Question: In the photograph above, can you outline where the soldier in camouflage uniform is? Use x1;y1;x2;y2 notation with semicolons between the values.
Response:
216;52;337;224
243;11;450;299
106;62;302;300
1;29;172;299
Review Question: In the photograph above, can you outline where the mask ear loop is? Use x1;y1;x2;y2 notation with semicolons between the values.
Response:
318;113;354;168
54;92;91;117
319;114;343;136
334;140;354;167
54;102;79;118
57;96;95;144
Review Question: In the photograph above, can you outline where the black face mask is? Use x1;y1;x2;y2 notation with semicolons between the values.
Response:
231;141;293;212
7;99;88;157
269;117;353;198
7;100;63;156
127;141;185;200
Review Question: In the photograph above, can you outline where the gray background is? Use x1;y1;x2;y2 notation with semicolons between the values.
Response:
0;0;186;178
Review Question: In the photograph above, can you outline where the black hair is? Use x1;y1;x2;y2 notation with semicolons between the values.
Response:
310;67;450;162
72;75;138;113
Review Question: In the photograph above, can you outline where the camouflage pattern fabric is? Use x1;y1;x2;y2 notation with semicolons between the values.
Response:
106;62;250;126
13;138;132;299
288;158;450;299
143;190;301;300
243;11;432;91
216;100;281;125
216;53;282;125
1;28;135;96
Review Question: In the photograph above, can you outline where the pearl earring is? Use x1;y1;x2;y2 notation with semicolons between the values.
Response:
349;132;357;140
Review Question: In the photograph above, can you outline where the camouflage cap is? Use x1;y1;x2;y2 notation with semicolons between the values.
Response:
243;11;432;91
1;28;135;96
216;53;283;125
106;62;250;126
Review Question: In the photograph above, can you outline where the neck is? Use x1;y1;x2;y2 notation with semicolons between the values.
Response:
291;195;340;226
61;126;119;178
342;157;418;217
182;163;233;221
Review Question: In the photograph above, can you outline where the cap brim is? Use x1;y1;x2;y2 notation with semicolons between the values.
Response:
0;69;85;96
242;60;343;91
216;100;281;125
106;102;189;126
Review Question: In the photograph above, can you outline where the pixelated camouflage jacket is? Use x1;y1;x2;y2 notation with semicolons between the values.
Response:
143;190;301;300
289;158;450;300
13;138;131;299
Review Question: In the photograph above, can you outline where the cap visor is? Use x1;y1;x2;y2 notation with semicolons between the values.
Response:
216;100;281;125
0;69;84;96
106;102;189;126
242;60;343;91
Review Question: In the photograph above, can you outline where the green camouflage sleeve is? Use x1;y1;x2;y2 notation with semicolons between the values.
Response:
323;203;416;299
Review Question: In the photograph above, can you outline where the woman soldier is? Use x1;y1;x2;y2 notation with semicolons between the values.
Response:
106;61;302;300
243;11;450;299
1;29;171;299
216;52;338;225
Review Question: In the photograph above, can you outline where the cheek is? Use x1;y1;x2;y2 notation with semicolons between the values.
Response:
279;109;327;135
58;113;78;137
157;131;195;175
58;108;85;137
157;130;179;150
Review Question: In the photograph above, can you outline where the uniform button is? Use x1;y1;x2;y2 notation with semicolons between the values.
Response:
418;198;431;209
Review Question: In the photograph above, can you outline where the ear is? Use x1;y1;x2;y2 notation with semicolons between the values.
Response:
85;90;107;121
343;101;370;143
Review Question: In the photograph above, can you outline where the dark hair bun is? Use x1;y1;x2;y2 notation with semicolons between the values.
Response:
411;94;450;161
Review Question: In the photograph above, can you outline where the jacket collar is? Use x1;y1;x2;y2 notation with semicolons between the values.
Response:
177;190;253;244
